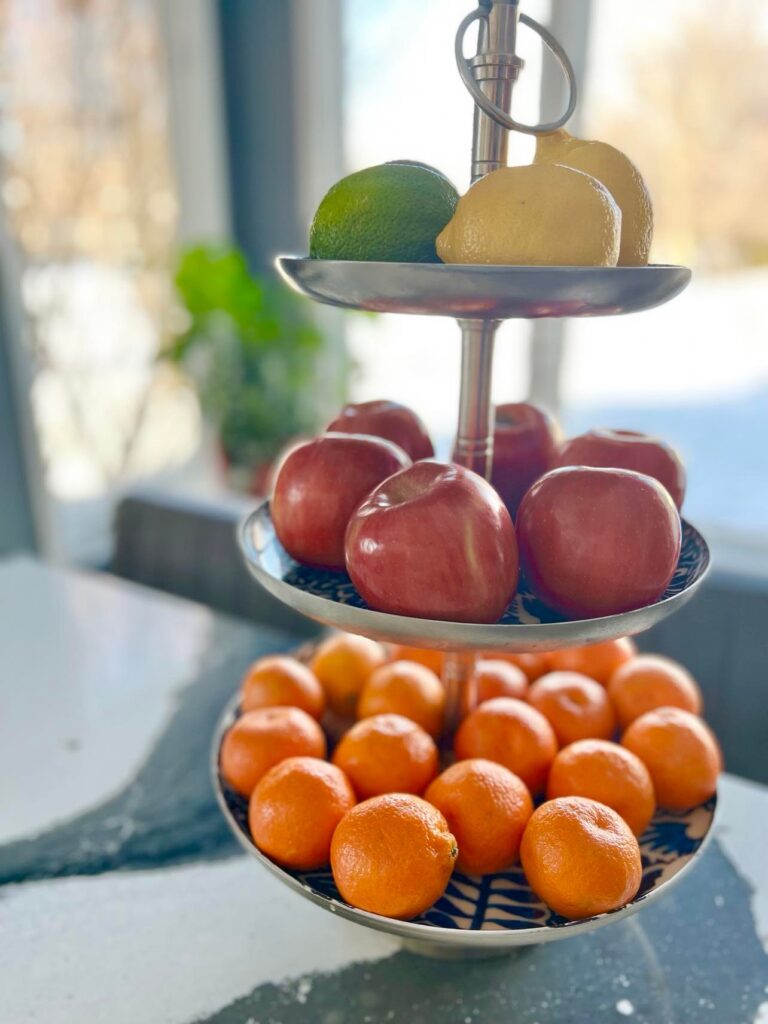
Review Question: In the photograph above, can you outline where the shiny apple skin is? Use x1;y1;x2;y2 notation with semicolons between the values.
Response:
486;402;561;518
326;399;434;462
516;466;682;620
345;460;519;623
554;428;686;509
272;433;411;570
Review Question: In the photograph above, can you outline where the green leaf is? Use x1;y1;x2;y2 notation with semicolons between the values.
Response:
164;241;334;462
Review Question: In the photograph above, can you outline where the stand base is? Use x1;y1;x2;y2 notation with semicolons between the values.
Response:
400;938;524;960
213;691;718;958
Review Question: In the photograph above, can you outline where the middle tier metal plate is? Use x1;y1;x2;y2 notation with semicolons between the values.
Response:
239;502;710;653
276;257;691;320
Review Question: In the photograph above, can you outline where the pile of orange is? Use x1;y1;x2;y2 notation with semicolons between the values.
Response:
220;633;721;923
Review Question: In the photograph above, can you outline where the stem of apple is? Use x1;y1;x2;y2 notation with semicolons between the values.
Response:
442;318;500;735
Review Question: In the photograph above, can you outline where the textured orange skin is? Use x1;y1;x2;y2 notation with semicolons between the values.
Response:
220;707;326;797
608;655;703;729
527;671;617;746
454;697;558;795
520;796;642;920
331;794;458;919
622;706;721;811
241;656;326;720
489;651;553;683
547;739;656;836
249;756;356;870
332;713;439;799
389;645;445;676
310;633;387;717
425;759;533;875
548;638;637;686
461;660;528;718
358;660;446;738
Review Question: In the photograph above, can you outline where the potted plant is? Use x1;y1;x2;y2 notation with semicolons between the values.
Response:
164;243;326;492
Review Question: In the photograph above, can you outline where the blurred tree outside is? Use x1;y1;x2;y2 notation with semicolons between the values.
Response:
590;0;768;271
0;0;198;500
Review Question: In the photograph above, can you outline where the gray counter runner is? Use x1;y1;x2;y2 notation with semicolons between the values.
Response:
1;556;766;1023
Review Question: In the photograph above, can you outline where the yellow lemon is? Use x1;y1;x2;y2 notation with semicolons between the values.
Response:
436;163;621;267
535;129;653;266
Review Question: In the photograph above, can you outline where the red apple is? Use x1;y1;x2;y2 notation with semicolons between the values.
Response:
327;400;434;461
516;466;682;619
345;461;518;623
266;434;312;495
272;433;410;569
485;402;561;517
554;428;686;509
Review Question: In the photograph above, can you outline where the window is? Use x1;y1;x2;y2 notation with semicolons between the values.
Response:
567;0;768;547
342;0;768;552
0;0;199;559
342;0;552;448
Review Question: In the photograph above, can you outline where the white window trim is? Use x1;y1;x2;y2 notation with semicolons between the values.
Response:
155;0;232;243
528;0;593;414
0;207;55;557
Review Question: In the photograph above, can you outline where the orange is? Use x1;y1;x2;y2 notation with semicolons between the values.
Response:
527;671;617;746
520;796;642;920
454;697;558;795
331;793;458;919
622;706;721;810
332;713;439;798
249;756;355;870
546;739;655;836
310;632;387;717
389;644;444;676
548;637;637;685
608;654;703;729
461;659;528;717
490;651;552;683
241;655;326;720
358;660;446;737
220;707;326;796
425;759;533;874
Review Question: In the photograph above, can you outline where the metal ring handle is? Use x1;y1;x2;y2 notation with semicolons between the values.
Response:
455;8;578;136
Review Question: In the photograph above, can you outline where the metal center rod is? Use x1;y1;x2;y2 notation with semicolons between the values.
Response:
470;0;522;183
454;0;522;480
454;319;499;479
445;1;522;710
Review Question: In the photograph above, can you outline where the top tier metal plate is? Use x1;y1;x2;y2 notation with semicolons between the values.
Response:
276;258;691;320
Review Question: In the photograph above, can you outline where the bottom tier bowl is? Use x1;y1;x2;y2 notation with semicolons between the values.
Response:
212;695;717;959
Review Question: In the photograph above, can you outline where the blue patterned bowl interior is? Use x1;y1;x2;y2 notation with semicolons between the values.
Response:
249;505;709;630
217;727;716;935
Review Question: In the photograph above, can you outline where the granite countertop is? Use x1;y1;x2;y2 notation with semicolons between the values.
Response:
1;556;766;1024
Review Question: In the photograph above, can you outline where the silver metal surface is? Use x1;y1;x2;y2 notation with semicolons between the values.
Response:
276;258;692;320
454;319;498;476
456;8;577;141
238;503;710;654
212;691;718;957
450;0;571;690
466;0;520;182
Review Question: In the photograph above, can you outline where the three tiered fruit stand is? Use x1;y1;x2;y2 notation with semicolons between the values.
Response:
214;0;714;958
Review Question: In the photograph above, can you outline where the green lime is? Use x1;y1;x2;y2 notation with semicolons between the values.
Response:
309;162;459;263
